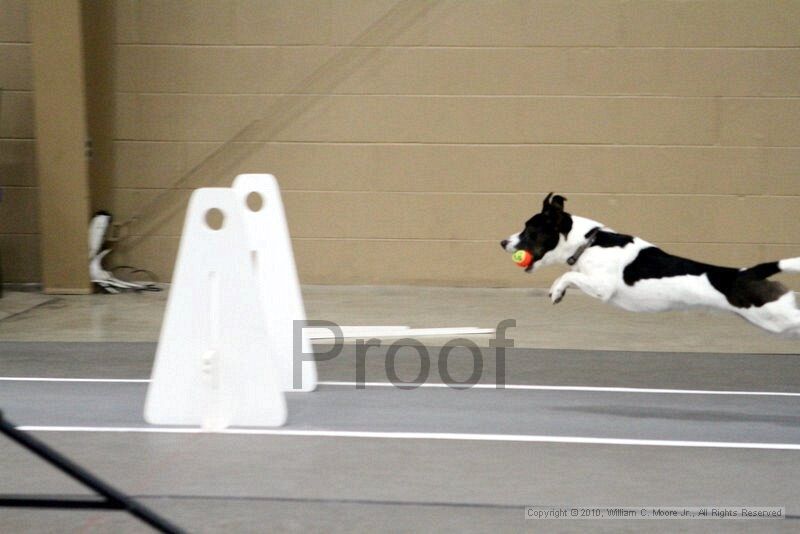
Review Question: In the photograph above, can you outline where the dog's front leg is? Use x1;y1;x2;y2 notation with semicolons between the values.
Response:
549;272;613;304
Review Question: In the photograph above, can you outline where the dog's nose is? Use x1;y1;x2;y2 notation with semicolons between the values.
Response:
500;240;509;249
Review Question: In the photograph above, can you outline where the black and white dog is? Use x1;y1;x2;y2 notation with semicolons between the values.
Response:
501;193;800;335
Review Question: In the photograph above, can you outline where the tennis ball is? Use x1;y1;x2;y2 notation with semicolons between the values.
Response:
512;250;533;268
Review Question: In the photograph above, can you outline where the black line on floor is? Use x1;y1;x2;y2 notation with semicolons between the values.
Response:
0;296;59;323
0;495;120;509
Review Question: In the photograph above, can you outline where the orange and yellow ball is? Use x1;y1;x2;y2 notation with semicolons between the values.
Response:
512;250;533;268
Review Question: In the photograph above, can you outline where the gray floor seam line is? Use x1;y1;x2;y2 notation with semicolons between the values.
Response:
7;492;521;510
6;493;800;519
131;494;524;510
124;495;800;519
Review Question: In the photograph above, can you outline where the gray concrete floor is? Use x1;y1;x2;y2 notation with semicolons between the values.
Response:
2;285;800;353
1;286;799;533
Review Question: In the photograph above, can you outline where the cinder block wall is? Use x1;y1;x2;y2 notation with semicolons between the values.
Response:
3;1;800;287
0;0;39;283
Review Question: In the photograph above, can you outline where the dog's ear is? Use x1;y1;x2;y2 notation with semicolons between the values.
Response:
541;192;554;212
545;194;570;234
542;193;567;213
550;195;567;211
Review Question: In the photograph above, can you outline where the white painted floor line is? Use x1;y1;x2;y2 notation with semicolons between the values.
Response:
14;425;800;450
318;381;800;397
0;377;149;383
3;376;800;397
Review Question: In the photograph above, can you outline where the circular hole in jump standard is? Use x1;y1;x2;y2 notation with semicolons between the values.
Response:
245;191;265;212
204;208;225;230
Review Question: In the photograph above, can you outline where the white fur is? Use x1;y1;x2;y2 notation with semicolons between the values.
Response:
779;257;800;273
505;216;800;336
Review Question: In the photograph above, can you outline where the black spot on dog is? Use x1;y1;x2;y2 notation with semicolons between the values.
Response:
741;261;782;280
591;230;634;249
723;277;788;308
623;247;788;308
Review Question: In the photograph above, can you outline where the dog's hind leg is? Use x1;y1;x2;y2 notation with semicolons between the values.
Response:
736;291;800;335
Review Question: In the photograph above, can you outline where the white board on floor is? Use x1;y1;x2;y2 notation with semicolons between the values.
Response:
144;188;287;429
377;327;495;338
232;174;317;392
306;326;494;339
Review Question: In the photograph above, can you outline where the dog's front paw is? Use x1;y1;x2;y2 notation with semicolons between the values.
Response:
549;281;567;304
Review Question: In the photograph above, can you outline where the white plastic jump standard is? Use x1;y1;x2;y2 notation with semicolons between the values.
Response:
144;173;490;431
232;174;317;393
144;187;288;429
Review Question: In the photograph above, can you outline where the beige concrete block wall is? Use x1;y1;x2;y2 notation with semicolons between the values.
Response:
0;0;38;282
4;1;800;287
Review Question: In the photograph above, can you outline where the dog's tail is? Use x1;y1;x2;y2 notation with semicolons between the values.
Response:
742;257;800;279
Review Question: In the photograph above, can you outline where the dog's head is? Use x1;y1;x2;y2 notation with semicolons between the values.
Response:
500;193;573;272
